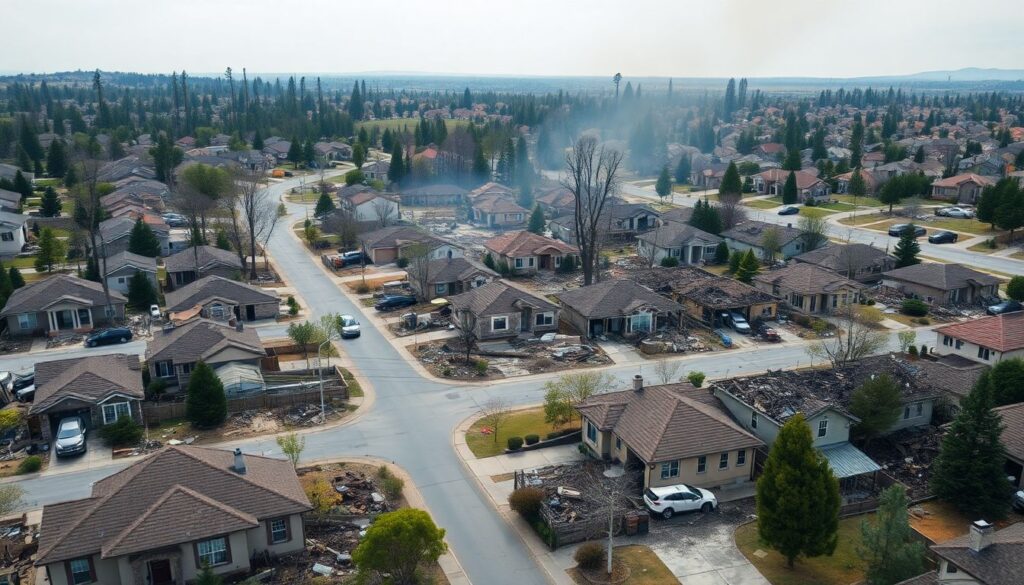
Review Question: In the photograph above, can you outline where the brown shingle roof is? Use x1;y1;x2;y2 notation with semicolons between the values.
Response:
882;263;1000;292
36;446;311;565
930;522;1024;585
405;257;498;286
636;222;721;247
448;281;556;316
358;225;445;250
484;231;577;257
577;383;763;463
753;263;865;293
995;402;1024;463
30;354;143;414
632;266;780;309
722;220;804;247
146;318;265;365
0;274;126;317
473;194;529;214
793;243;894;274
934;312;1024;353
164;275;279;313
555;279;683;318
163;245;243;273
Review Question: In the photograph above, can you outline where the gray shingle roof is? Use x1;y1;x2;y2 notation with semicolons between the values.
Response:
753;262;865;293
636;222;721;248
882;263;1001;291
722;220;804;247
163;245;243;274
103;251;158;275
146;318;264;364
406;257;498;285
358;225;445;250
995;402;1024;464
29;354;144;414
930;522;1024;585
448;281;556;316
794;243;894;273
0;274;127;316
164;275;278;313
555;279;683;318
36;446;311;565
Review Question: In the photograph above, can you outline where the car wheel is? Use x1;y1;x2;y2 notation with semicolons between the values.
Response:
662;508;674;520
86;341;95;348
120;337;128;343
701;502;713;513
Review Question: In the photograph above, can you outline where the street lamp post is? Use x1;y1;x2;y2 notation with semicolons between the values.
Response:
317;333;338;423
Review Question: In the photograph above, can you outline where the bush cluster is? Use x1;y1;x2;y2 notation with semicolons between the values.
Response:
574;542;605;571
901;298;929;317
507;436;524;450
508;487;544;520
525;434;539;445
16;456;42;474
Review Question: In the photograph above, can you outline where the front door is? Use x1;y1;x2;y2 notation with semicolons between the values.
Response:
246;304;257;321
148;559;173;585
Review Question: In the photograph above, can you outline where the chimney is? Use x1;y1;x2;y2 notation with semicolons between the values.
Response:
633;374;643;392
232;448;247;474
969;520;994;553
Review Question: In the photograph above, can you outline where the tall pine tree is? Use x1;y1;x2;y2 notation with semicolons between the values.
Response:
892;225;920;268
782;171;798;205
127;218;162;257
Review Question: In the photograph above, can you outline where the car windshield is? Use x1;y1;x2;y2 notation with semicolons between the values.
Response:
341;317;356;326
57;424;80;439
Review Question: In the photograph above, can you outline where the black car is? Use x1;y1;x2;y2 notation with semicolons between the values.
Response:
375;295;417;311
777;206;800;216
987;300;1024;316
927;230;958;244
888;224;926;238
85;327;133;347
11;372;33;391
338;250;372;267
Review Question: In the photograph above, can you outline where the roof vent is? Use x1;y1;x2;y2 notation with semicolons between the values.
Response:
232;448;246;474
633;374;643;392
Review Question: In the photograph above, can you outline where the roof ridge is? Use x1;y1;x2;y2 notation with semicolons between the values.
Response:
677;394;761;442
170;446;312;509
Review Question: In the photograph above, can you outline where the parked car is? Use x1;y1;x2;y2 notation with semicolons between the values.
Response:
757;323;782;342
339;314;361;338
987;300;1024;316
11;372;33;392
726;311;751;334
149;304;162;319
338;250;372;267
54;416;87;457
927;230;959;244
644;484;718;519
374;295;417;312
936;207;974;219
85;327;133;347
283;170;294;177
777;206;800;216
161;213;189;227
888;224;926;237
16;384;35;402
1014;490;1024;514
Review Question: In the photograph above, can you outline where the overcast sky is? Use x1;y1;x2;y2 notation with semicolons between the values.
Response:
6;0;1019;78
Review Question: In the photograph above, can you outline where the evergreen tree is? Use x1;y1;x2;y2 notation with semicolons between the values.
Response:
252;130;264;150
63;164;78;188
185;361;228;428
472;146;490;184
892;225;921;268
315;192;336;218
913;146;925;163
719;161;742;198
195;564;223;585
858;486;926;585
34;228;66;272
976;182;1004;230
381;128;393;151
12;171;32;202
782;171;798;205
215;229;232;251
46;139;68;178
527;205;545;235
850;119;864;167
723;78;737;119
975;359;1024;407
713;241;730;264
655;166;672;199
848;374;902;443
727;250;742;273
348;81;363;120
994;182;1024;243
40;186;62;217
126;272;158;310
16;145;32;173
302;140;315;164
483;252;496;270
127;218;161;257
1007;275;1024;302
688;198;722;235
848;168;867;198
930;379;1011;519
515;135;533;202
387;142;405;184
782;148;802;171
286;137;303;169
8;267;24;289
756;414;840;568
352;143;366;169
674;155;691;184
0;261;11;308
734;249;760;283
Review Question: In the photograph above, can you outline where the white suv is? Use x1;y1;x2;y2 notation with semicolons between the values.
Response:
643;484;717;519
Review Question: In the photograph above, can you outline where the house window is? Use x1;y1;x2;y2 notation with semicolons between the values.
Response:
955;339;963;350
719;452;729;469
750;412;757;429
791;294;804;307
180;362;193;375
554;256;562;267
943;335;953;347
268;517;290;544
514;258;524;268
535;312;554;327
117;276;127;285
736;450;746;466
528;257;535;267
615;437;621;450
491;316;508;331
68;558;94;585
0;232;13;242
916;402;923;416
196;536;229;567
78;308;92;326
660;461;679;479
586;421;597;442
904;405;911;420
697;456;707;474
102;402;131;425
435;284;446;295
17;313;36;330
628;312;652;333
104;305;116;318
156;361;173;378
978;346;990;361
818;419;828;438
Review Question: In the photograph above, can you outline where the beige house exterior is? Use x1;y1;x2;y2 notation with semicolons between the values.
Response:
753;263;864;315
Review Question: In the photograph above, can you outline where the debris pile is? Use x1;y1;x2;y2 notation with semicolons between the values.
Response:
0;518;37;585
864;427;943;493
415;335;610;379
635;329;714;354
519;463;640;527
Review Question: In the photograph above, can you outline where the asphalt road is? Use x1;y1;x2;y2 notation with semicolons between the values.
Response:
1;174;911;585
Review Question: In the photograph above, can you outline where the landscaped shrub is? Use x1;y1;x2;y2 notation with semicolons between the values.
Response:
866;299;876;306
508;487;544;520
146;378;168;402
687;371;706;388
354;282;370;294
915;317;930;325
507;436;524;451
99;416;143;446
16;456;41;474
901;298;929;317
473;358;489;376
525;434;540;445
574;542;605;571
376;466;405;500
660;256;680;267
920;344;928;355
557;255;577;273
907;345;919;357
395;257;409;268
286;295;300;316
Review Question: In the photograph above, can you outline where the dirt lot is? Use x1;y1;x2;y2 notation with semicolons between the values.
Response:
909;499;1018;544
411;335;611;379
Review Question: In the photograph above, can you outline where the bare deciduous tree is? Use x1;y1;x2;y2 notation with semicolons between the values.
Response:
477;398;511;444
373;197;397;228
581;466;637;576
324;208;360;250
70;138;115;317
806;306;888;368
654;359;681;385
760;227;782;263
542;371;615;428
716;192;746;230
562;136;623;285
404;242;433;301
798;215;829;251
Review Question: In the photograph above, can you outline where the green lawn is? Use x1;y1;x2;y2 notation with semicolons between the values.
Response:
9;256;37;269
831;194;885;208
285;191;320;203
816;201;858;212
465;407;569;458
924;217;1001;236
356;118;468;134
568;545;676;585
799;207;836;218
735;516;868;585
839;213;889;227
33;178;60;187
966;241;1000;254
745;199;781;210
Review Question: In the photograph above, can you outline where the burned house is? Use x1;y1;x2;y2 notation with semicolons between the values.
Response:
554;279;684;339
632;265;780;327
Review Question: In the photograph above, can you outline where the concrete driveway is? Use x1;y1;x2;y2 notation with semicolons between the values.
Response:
49;441;113;474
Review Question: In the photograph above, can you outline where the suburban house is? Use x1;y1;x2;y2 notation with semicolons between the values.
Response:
314;141;353;161
448;281;559;341
635;223;722;265
29;354;144;444
834;169;883;195
164;276;280;322
632;265;780;326
35;445;311;585
358;225;463;265
262;139;291;161
881;263;1000;306
934;311;1024;364
471;194;529;227
897;521;1024;585
361;159;389;181
753;263;864;315
534;187;575;216
995;403;1024;488
555;279;684;338
549;203;660;245
99;215;171;257
0;189;22;213
0;274;127;337
576;377;764;490
752;169;831;201
398;184;468;206
0;163;32;182
466;182;515;202
104;251;160;296
0;210;29;257
163;245;244;289
404;256;498;300
722;221;810;261
930;173;996;204
793;243;895;283
482;231;578;275
146;318;266;389
340;191;401;225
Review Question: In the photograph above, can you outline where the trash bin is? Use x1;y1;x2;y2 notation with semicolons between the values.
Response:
636;511;650;535
403;312;418;329
624;512;639;536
